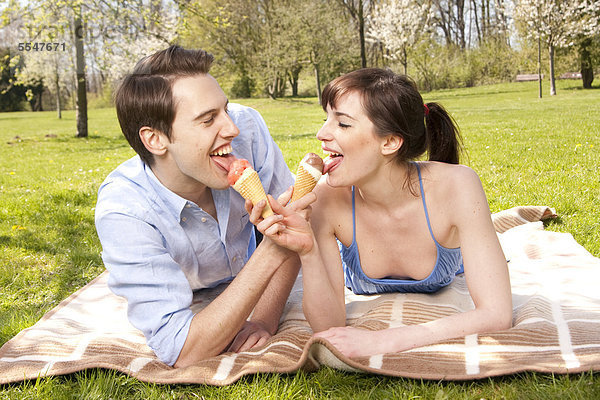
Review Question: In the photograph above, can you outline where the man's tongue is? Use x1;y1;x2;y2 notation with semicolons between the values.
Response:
211;153;237;172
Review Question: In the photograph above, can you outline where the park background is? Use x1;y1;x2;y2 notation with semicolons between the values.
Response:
1;0;600;398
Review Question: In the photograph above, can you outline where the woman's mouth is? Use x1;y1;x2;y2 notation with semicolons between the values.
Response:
210;144;236;172
323;152;343;174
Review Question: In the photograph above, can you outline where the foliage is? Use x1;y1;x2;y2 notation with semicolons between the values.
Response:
513;0;600;94
368;0;432;75
178;0;359;99
0;47;26;111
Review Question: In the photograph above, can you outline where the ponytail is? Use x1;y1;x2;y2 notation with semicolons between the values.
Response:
424;102;462;164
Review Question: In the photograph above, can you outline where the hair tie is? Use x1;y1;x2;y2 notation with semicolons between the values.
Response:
423;104;430;117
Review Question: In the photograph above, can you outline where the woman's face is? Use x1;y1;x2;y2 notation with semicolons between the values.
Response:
317;91;386;187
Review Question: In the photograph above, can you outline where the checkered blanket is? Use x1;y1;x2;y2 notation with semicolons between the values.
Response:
1;206;599;385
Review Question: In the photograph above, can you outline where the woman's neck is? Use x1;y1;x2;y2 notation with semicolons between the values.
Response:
355;161;417;211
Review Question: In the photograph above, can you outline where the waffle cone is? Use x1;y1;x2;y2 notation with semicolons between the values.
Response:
233;169;273;218
290;165;319;202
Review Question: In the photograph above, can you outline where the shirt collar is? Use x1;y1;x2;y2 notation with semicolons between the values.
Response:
143;163;190;221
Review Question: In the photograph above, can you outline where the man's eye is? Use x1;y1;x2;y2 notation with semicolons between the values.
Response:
203;116;215;124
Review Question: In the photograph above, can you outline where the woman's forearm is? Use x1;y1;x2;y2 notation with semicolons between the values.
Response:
299;241;347;331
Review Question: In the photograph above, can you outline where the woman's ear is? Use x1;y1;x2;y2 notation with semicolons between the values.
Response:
139;126;168;156
381;134;403;156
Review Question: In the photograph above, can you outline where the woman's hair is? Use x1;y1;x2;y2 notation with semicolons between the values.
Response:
321;68;462;164
114;45;214;165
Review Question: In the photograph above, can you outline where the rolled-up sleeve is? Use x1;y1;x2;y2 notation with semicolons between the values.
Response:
96;211;193;366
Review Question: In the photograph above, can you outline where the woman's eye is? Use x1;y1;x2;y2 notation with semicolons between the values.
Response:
339;122;351;128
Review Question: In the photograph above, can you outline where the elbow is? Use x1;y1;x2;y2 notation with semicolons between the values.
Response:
173;346;220;368
487;306;513;332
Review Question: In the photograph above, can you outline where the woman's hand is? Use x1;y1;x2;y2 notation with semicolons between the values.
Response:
314;326;387;358
246;188;317;255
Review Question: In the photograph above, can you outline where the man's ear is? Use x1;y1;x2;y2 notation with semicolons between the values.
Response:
139;126;168;156
381;134;403;156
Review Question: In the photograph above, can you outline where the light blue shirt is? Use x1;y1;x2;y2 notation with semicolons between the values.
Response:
94;103;294;366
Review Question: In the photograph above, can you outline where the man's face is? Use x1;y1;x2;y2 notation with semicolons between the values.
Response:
164;74;239;191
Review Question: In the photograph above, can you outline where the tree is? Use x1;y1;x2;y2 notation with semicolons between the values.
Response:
1;0;177;135
336;0;373;68
571;0;600;88
514;0;598;95
368;0;432;75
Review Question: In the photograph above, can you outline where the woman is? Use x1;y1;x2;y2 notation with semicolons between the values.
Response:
251;68;512;358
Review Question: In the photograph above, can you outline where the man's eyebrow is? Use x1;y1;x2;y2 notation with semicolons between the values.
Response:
192;108;217;122
193;100;229;122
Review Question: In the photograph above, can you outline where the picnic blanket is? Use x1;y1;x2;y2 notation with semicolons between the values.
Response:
1;206;599;385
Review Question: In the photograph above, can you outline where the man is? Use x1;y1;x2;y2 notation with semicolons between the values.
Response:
95;45;301;368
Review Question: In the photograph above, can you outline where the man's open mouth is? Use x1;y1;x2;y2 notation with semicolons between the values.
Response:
210;144;236;171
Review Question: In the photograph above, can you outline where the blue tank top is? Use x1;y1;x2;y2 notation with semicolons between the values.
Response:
340;163;464;294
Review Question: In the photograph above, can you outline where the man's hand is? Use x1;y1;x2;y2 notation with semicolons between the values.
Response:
227;321;271;353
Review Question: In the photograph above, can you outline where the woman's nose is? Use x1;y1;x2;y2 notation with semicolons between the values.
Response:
316;121;330;142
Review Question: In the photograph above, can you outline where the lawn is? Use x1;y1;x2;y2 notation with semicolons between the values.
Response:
1;79;599;398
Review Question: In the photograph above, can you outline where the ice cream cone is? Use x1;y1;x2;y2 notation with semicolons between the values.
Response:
291;163;320;202
232;168;273;218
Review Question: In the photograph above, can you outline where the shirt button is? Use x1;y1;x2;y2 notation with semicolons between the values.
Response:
182;217;187;222
232;256;237;262
185;204;191;208
201;217;207;223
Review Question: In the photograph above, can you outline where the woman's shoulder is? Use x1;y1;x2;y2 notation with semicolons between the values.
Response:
419;161;481;188
418;162;485;208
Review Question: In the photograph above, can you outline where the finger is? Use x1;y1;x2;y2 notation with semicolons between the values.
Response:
227;331;249;353
249;199;267;224
298;205;312;221
267;194;292;217
277;185;294;206
290;192;317;212
237;333;262;352
264;222;284;237
253;335;269;349
244;199;254;215
257;213;284;234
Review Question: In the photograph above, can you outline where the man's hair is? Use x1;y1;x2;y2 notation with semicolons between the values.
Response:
114;45;214;165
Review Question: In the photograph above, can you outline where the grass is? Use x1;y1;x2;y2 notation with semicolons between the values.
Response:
1;79;599;398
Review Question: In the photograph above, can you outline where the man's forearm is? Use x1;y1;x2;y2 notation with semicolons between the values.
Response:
250;253;300;334
174;238;289;367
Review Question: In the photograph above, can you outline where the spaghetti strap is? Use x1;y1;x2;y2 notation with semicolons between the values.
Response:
351;186;357;243
415;163;438;245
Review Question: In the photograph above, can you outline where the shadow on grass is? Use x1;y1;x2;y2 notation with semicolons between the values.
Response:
3;191;104;307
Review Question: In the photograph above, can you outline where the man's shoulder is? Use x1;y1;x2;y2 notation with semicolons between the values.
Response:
96;156;153;217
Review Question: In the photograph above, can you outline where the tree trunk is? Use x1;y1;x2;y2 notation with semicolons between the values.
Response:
314;63;322;105
456;0;466;49
580;38;594;89
288;65;301;97
537;37;542;99
358;0;366;68
549;43;556;96
402;46;408;76
74;8;88;137
55;70;62;119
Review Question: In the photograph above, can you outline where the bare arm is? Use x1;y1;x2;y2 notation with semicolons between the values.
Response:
174;237;290;367
252;185;348;331
315;167;512;357
227;252;301;353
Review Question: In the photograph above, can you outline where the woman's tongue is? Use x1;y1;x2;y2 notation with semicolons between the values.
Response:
211;153;237;172
323;155;343;174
